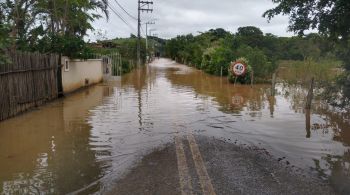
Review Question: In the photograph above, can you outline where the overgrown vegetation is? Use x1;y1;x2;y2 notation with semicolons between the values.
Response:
90;35;146;62
264;0;350;108
0;24;12;65
88;34;164;74
0;0;109;58
278;59;342;85
165;27;338;84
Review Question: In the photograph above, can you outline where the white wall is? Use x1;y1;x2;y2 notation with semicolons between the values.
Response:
61;57;103;94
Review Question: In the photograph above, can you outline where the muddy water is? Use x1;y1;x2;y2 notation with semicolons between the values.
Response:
0;59;349;194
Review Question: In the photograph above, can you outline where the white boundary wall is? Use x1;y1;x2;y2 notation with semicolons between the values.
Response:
61;57;103;94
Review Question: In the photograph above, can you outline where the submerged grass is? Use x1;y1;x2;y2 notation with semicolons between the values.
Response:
277;59;343;85
277;59;349;110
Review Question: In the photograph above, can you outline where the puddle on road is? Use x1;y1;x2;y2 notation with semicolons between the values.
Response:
0;59;349;194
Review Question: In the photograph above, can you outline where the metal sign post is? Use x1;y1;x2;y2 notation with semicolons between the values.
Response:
229;61;247;86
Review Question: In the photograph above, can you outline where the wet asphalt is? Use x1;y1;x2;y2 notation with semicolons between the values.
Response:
107;135;337;195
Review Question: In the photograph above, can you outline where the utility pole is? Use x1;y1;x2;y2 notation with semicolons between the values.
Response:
145;21;155;63
137;0;153;66
149;29;156;38
145;21;155;52
149;29;156;59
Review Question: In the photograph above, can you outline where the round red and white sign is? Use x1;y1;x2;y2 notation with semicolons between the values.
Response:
232;95;244;105
230;62;247;76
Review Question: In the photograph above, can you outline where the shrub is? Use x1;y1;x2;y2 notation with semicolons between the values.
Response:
236;45;275;79
202;46;235;76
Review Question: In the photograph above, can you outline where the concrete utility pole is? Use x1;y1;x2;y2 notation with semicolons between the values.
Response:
149;29;156;38
148;29;156;58
137;0;153;66
145;21;155;52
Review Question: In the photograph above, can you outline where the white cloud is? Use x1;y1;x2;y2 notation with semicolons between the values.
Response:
90;0;295;40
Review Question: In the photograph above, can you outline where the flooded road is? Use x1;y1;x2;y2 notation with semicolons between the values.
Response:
0;59;349;194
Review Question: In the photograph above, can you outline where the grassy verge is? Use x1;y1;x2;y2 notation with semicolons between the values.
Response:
277;59;343;84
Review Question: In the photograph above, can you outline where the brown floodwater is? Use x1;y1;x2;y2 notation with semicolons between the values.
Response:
0;59;349;194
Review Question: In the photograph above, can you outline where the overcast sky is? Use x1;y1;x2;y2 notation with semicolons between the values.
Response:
89;0;295;41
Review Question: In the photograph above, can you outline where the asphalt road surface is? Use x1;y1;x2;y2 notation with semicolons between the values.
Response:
108;134;335;195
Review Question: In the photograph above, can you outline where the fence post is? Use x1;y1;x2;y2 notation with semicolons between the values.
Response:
271;72;276;96
57;54;63;97
220;66;223;77
118;53;120;76
120;54;122;77
250;70;254;88
115;53;118;76
305;108;311;138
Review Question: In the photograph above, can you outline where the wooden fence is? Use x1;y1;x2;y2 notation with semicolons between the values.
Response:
0;51;59;121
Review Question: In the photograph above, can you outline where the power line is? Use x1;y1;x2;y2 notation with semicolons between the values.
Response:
107;4;136;32
113;0;138;21
108;4;135;31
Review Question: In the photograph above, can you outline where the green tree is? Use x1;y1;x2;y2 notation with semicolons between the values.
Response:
236;26;264;48
236;45;273;79
164;28;280;82
0;0;109;57
264;0;350;69
202;45;235;76
0;24;12;65
264;0;350;39
264;0;350;103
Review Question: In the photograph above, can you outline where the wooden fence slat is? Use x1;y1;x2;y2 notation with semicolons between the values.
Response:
0;51;59;121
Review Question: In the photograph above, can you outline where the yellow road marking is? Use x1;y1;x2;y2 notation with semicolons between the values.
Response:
187;134;216;195
175;136;193;195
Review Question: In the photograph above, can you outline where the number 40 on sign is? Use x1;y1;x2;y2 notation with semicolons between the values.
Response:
230;61;247;77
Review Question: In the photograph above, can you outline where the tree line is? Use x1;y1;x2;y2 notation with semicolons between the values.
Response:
0;0;109;59
264;0;350;106
165;27;337;82
165;0;349;107
0;0;155;70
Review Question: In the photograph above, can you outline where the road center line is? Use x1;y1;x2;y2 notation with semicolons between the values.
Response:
187;134;216;195
175;136;193;195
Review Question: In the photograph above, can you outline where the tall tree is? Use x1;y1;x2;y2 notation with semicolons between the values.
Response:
263;0;350;40
263;0;350;69
0;24;12;65
0;0;109;57
264;0;350;102
236;26;264;48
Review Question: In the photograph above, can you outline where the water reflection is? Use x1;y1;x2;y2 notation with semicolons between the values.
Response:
166;67;272;116
161;60;350;192
0;86;111;194
305;109;311;138
268;96;276;117
0;59;349;194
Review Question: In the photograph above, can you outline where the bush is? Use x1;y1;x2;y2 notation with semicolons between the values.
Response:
192;41;278;83
236;45;275;79
122;59;135;74
202;46;235;76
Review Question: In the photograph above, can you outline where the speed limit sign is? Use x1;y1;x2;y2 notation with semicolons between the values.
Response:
230;62;247;76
